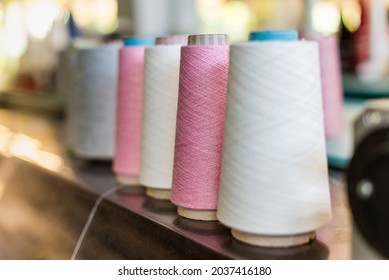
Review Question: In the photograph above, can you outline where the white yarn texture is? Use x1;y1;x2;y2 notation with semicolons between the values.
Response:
140;45;182;189
217;41;331;235
75;45;119;159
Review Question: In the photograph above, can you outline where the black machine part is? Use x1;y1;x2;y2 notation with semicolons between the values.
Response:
347;126;389;258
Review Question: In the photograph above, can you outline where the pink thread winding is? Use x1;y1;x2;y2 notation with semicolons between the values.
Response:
305;34;344;138
113;46;146;178
171;42;229;211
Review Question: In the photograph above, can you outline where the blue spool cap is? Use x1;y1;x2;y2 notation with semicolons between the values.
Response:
249;30;298;41
123;37;155;46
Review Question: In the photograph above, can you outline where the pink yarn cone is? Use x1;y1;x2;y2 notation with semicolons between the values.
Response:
113;46;146;178
171;40;230;211
305;34;344;138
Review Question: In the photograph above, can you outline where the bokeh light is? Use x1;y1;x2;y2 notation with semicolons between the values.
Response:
341;0;362;33
70;0;118;34
26;2;61;40
4;2;28;59
312;1;341;36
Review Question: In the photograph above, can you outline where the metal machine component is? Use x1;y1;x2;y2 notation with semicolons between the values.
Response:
348;100;389;259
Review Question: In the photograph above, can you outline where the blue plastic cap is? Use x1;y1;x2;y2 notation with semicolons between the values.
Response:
123;37;155;46
249;30;298;41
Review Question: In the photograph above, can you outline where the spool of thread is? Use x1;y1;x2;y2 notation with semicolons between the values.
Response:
171;34;229;221
357;0;389;82
302;1;343;138
217;30;331;247
57;49;79;154
303;33;344;138
140;35;188;200
352;0;370;72
113;37;155;186
75;44;120;159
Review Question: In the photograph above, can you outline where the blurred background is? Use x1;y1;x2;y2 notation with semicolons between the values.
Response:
0;0;378;100
0;0;388;260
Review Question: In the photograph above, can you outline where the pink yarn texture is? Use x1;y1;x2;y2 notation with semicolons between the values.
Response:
113;46;146;176
305;34;344;138
171;45;229;210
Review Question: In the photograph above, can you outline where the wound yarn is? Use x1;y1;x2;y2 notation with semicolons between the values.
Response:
171;34;229;215
303;33;344;138
140;35;187;196
218;31;331;242
113;37;154;185
75;44;120;159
